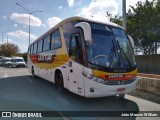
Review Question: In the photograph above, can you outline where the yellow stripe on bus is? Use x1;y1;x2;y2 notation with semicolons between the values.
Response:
93;69;138;77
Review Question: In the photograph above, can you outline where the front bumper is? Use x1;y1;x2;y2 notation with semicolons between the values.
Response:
84;77;137;98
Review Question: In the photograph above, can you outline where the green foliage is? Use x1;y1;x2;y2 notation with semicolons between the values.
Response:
158;0;160;5
0;43;20;57
127;0;160;55
22;53;27;62
110;0;160;55
110;16;123;26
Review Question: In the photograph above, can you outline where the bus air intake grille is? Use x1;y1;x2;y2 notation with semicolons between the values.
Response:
103;77;136;85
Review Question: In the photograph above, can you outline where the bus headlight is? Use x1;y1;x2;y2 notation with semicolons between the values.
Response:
92;77;105;83
82;72;105;83
82;72;93;79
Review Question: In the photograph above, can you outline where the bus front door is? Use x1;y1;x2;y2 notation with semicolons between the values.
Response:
68;34;85;96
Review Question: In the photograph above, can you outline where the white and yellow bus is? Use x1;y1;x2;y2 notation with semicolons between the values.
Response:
28;16;137;98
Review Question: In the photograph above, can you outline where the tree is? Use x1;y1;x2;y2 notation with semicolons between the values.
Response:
110;0;160;55
22;52;27;62
158;0;160;5
127;0;160;55
0;43;20;57
110;16;123;26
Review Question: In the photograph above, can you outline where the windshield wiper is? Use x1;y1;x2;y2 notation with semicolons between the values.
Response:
116;40;132;68
108;40;117;67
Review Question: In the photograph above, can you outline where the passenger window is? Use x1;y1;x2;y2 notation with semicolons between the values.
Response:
51;29;61;49
30;45;34;54
43;38;46;51
43;35;50;51
51;33;55;49
54;30;61;49
33;43;37;53
38;40;43;52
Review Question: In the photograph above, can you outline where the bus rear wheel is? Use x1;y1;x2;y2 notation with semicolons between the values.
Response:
56;72;64;93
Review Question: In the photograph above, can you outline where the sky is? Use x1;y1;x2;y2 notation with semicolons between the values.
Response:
0;0;148;53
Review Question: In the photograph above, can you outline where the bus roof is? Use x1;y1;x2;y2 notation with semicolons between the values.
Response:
31;16;123;45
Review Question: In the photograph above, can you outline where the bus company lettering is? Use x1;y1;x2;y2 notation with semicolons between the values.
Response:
108;74;124;79
38;54;54;63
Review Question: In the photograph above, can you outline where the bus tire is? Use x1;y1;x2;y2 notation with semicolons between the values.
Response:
56;72;65;93
118;94;125;99
31;66;36;78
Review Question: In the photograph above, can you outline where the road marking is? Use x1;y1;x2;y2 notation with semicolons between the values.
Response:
58;112;70;120
27;77;33;83
2;73;8;78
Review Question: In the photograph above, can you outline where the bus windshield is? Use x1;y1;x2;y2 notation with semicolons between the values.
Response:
86;23;136;68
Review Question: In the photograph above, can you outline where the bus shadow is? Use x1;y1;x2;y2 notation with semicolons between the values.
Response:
0;75;139;119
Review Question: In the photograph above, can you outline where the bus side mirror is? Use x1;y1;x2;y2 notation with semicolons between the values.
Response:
128;35;134;48
75;22;92;43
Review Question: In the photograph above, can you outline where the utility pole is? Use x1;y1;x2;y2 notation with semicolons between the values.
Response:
1;30;10;44
6;36;8;51
2;32;3;44
122;0;126;31
16;3;42;46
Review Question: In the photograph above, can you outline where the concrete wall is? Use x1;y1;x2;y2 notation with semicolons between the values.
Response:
135;55;160;74
136;77;160;95
135;55;160;95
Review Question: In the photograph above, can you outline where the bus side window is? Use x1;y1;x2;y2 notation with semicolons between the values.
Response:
30;45;34;54
43;35;50;51
51;29;61;50
33;43;37;53
51;32;55;49
54;30;61;49
38;39;43;53
69;34;83;64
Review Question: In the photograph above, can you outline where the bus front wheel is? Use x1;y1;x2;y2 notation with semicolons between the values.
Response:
56;72;64;93
31;66;35;78
118;94;125;99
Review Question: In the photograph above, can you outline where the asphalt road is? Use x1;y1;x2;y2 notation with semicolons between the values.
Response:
0;66;159;120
